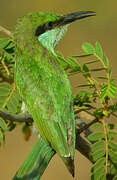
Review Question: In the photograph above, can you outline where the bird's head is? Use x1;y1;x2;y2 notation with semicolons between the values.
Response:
14;11;96;53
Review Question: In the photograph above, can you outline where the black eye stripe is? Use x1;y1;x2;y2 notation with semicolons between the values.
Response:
35;21;54;36
35;25;45;36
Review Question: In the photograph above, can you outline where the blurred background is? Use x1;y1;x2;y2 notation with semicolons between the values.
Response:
0;0;117;179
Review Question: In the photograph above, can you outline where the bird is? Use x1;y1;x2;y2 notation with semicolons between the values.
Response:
13;11;95;180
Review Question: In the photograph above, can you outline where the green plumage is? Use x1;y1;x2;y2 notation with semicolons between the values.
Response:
14;12;75;177
13;137;55;180
13;10;95;179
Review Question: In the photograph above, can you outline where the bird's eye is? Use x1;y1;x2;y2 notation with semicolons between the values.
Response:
35;21;54;36
46;21;53;29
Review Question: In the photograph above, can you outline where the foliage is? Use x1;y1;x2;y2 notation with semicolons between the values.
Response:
0;38;22;144
60;41;117;180
0;36;117;180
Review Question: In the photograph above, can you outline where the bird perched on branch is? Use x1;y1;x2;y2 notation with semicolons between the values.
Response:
13;10;95;179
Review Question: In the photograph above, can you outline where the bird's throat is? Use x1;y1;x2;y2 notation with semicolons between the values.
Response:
38;26;68;54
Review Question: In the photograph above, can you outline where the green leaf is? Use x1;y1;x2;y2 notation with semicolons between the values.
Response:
7;89;21;113
67;57;81;71
110;79;117;94
91;140;105;152
77;89;92;97
92;149;105;162
91;166;105;180
82;42;95;54
0;83;11;91
0;118;7;130
108;67;111;78
108;141;117;151
0;129;3;145
8;122;16;131
88;132;105;141
109;149;117;163
0;98;6;107
85;60;98;64
77;84;91;88
0;38;10;49
113;175;117;180
90;68;105;72
7;99;17;113
98;174;106;180
104;55;109;68
91;157;106;173
95;42;103;59
2;133;5;146
5;41;14;50
100;83;108;99
0;83;21;113
82;63;90;77
91;122;103;130
107;124;117;130
72;54;93;58
74;89;93;105
0;120;6;146
57;53;69;70
0;83;11;96
93;109;103;118
0;83;12;108
108;131;117;140
100;79;117;99
110;163;117;174
97;76;107;80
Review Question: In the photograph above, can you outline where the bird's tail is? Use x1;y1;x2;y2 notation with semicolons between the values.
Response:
12;137;55;180
61;156;75;177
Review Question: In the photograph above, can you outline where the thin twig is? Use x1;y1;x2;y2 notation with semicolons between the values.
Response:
1;58;10;76
0;26;13;38
2;83;15;108
102;118;108;174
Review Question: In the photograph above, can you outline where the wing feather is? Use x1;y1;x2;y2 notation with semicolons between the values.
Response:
15;49;75;158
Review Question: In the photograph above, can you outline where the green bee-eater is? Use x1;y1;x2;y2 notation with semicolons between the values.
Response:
13;11;95;179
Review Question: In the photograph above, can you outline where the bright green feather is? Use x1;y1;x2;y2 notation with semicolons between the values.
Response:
12;10;95;179
38;26;68;54
13;12;75;177
13;137;55;180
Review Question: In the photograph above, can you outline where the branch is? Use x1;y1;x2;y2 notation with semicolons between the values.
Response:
0;110;33;124
0;26;13;38
76;133;91;160
78;118;99;134
0;110;114;179
0;109;92;162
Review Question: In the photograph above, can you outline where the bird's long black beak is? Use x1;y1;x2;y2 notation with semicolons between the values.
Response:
58;11;96;26
35;11;96;36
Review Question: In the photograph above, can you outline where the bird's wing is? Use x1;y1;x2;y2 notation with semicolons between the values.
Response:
16;50;75;159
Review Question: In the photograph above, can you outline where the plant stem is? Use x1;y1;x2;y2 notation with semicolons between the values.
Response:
102;118;108;174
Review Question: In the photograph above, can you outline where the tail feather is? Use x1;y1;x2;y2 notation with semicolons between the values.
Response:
12;137;55;180
12;137;75;179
